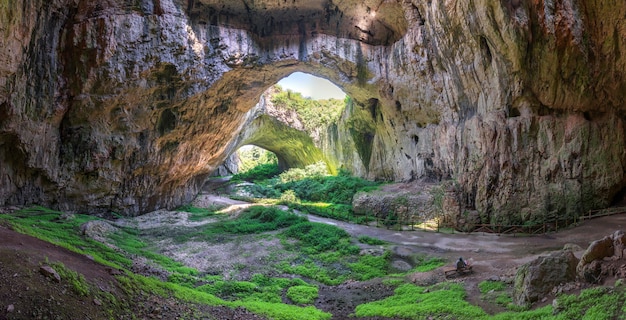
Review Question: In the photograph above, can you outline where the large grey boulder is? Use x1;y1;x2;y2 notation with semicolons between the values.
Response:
513;250;579;306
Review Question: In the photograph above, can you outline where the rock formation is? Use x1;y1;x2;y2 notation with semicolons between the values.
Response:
577;230;626;283
1;0;625;219
513;250;579;306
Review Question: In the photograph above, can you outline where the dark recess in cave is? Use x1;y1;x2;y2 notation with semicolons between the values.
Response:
610;184;626;206
479;36;492;66
507;106;521;118
157;109;177;136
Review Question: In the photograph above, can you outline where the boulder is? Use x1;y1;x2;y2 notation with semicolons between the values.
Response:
513;250;578;306
39;265;61;283
80;220;117;242
576;231;626;281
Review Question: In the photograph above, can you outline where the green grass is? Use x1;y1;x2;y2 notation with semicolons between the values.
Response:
286;285;319;305
350;252;390;280
283;221;359;254
6;206;626;320
0;206;130;268
51;262;91;296
232;162;281;183
355;282;487;319
221;206;306;234
358;235;387;245
411;256;446;273
176;205;219;221
479;280;507;293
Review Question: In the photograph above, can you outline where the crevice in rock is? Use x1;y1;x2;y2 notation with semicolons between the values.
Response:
157;109;177;136
479;35;493;67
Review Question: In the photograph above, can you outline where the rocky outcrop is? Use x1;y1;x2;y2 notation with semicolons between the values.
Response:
577;231;626;283
232;90;333;172
1;0;625;218
513;250;579;306
352;183;439;225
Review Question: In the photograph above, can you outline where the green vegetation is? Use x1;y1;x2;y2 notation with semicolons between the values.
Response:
220;206;305;234
276;168;378;204
0;206;131;268
3;206;626;320
358;235;387;245
479;280;507;294
232;163;281;183
286;285;319;305
355;283;487;319
270;85;345;133
176;204;219;221
237;145;278;173
410;256;446;273
51;262;91;296
231;160;380;226
549;286;624;320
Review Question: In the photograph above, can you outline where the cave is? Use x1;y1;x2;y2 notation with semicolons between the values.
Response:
0;0;625;225
4;1;626;319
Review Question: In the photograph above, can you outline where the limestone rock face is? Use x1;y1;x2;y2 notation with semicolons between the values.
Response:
1;0;625;218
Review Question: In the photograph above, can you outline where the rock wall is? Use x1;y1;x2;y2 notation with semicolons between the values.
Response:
0;0;625;220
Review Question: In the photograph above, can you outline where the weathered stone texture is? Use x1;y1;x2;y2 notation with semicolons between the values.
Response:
0;0;625;219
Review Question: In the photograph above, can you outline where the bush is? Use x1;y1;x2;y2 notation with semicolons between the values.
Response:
220;206;306;234
286;285;319;305
277;173;378;204
350;252;390;280
278;161;329;183
283;222;354;253
198;280;258;299
358;236;387;245
232;162;281;183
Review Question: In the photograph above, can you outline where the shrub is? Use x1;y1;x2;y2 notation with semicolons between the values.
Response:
283;222;354;253
220;206;306;234
287;285;319;305
232;162;281;183
358;236;387;245
279;189;300;204
355;283;486;319
350;252;390;280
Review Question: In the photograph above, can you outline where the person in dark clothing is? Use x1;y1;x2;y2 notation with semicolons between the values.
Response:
456;257;468;270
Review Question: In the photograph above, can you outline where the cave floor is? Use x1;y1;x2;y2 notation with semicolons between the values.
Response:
2;190;626;319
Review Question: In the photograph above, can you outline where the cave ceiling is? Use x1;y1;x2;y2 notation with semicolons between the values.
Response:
188;0;408;45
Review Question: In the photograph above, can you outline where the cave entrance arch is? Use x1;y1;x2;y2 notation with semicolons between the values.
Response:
223;72;355;176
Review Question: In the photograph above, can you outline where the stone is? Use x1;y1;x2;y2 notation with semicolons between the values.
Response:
80;221;117;242
6;304;14;312
576;231;626;281
0;0;625;224
39;265;61;283
513;250;578;306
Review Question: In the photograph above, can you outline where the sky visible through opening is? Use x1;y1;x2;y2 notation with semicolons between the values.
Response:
277;72;346;100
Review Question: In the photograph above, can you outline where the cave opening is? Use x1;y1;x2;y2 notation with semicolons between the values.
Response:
236;145;279;175
220;71;351;178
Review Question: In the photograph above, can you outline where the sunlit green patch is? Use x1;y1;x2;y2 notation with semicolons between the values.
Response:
355;283;486;319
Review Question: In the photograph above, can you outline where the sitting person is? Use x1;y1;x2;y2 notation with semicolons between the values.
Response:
456;257;469;270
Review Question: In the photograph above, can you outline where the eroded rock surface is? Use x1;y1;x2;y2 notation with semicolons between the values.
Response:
1;0;625;219
513;250;579;306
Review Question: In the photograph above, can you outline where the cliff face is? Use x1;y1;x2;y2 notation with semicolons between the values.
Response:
0;0;625;221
